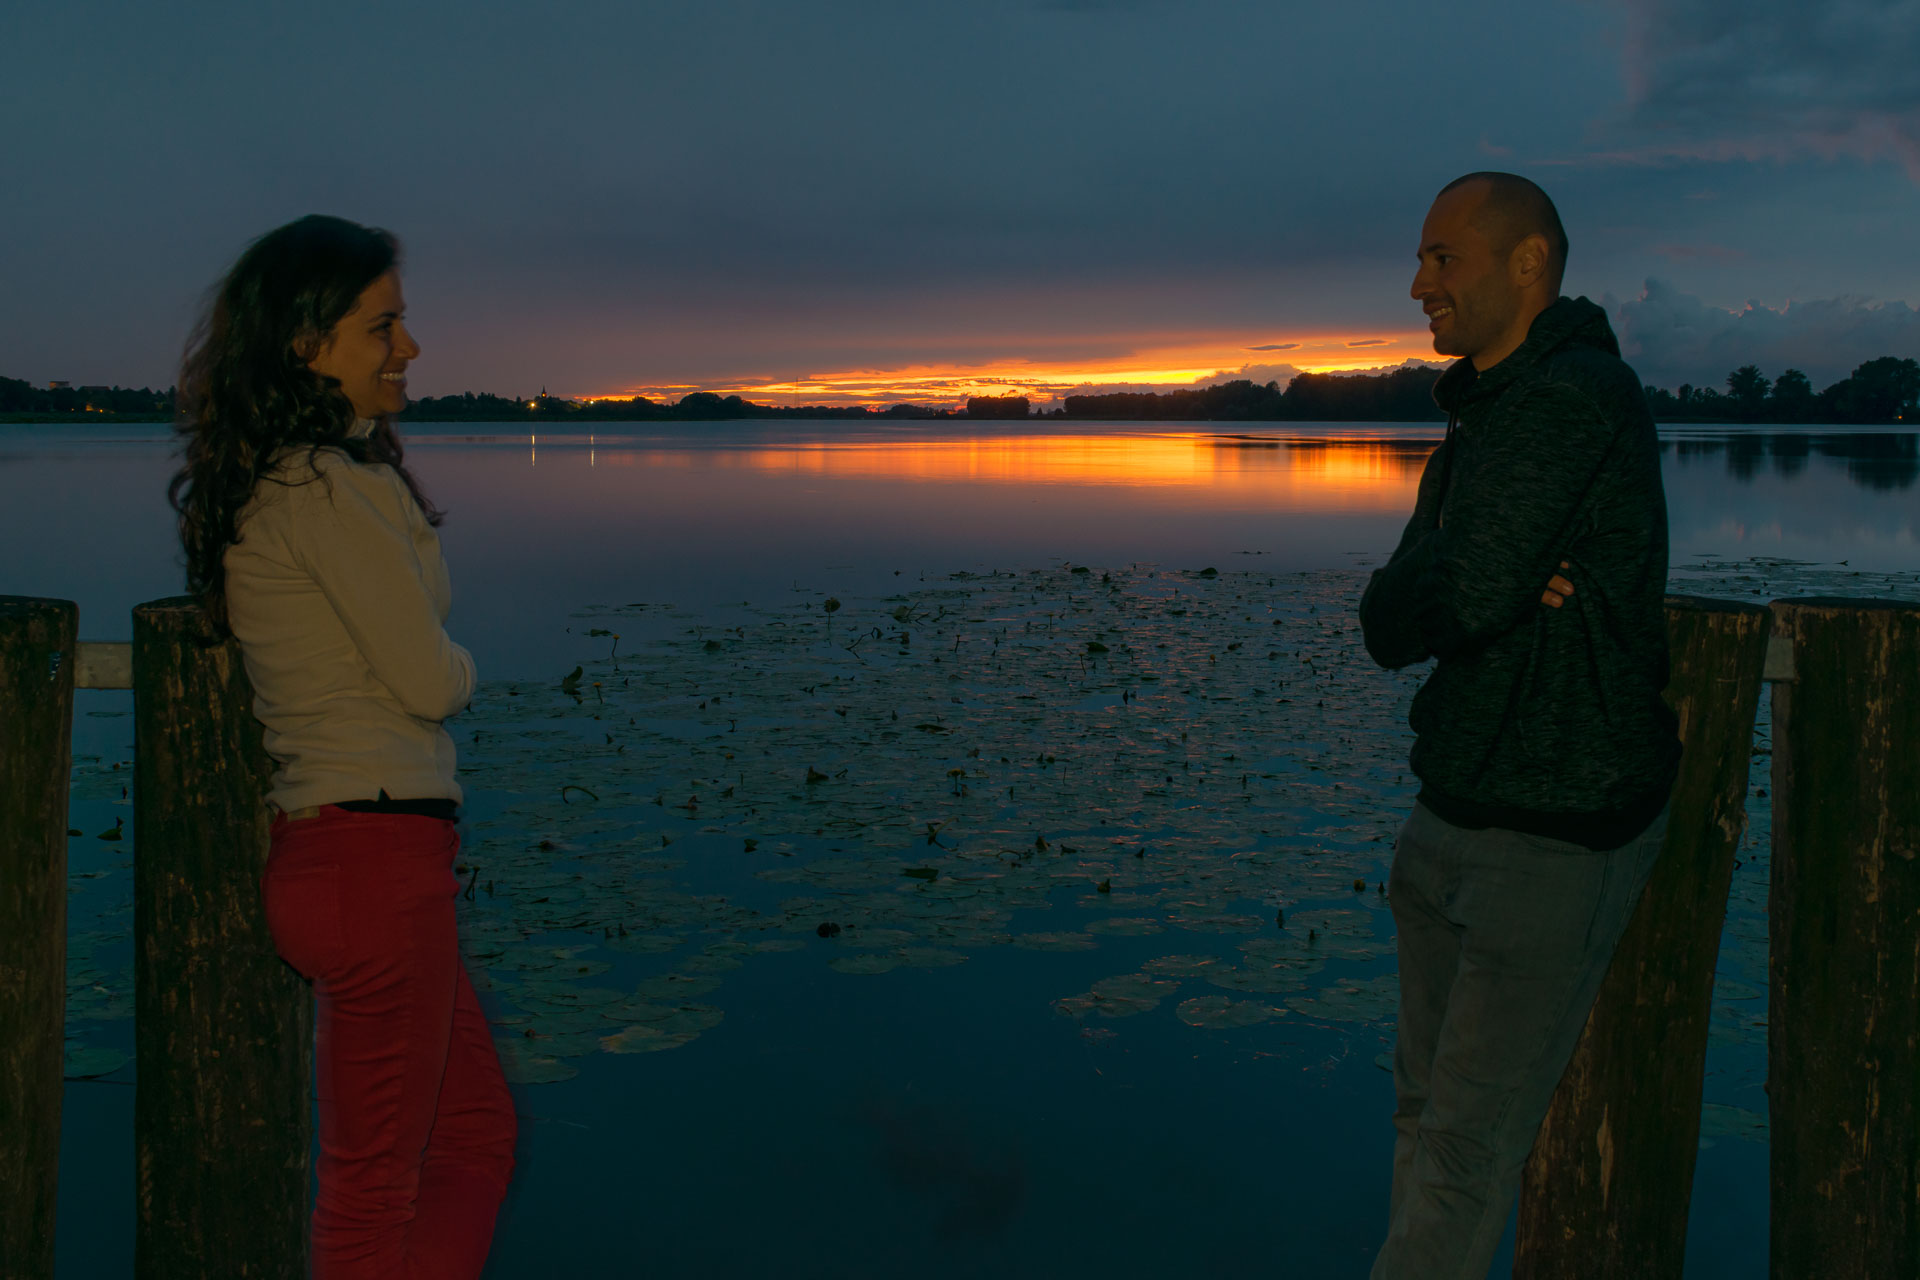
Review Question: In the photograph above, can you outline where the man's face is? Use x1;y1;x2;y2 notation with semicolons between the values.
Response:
1411;184;1520;361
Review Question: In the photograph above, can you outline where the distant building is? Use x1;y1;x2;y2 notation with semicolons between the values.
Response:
48;380;70;390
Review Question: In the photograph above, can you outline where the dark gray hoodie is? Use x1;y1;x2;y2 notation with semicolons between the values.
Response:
1358;296;1680;849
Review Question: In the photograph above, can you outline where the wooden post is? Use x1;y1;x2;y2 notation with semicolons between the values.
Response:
133;597;309;1279
0;597;77;1280
1769;597;1920;1278
1514;595;1771;1277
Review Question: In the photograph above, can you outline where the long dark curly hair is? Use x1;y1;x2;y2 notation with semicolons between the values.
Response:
169;214;442;633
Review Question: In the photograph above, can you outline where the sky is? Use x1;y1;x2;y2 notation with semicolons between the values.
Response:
4;0;1919;406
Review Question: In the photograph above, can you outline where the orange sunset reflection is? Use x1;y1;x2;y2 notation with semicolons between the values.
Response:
588;432;1436;513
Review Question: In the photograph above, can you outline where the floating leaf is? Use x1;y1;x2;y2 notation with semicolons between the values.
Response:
1207;966;1311;995
1177;996;1277;1028
895;947;967;969
1086;917;1165;936
1010;932;1098;953
493;1036;578;1084
1140;954;1218;977
601;1025;698;1054
1169;912;1263;935
1056;973;1182;1018
1285;974;1399;1025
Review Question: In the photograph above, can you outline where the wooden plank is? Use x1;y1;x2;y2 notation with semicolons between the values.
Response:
133;597;309;1279
1514;594;1771;1277
1769;597;1920;1278
0;596;78;1280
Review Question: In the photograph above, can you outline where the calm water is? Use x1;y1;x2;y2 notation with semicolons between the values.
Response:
9;420;1917;1278
6;420;1916;672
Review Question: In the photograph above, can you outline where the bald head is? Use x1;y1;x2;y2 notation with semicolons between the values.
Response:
1437;172;1568;295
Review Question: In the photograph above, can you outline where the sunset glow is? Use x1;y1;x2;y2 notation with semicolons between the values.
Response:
578;432;1435;512
586;331;1441;408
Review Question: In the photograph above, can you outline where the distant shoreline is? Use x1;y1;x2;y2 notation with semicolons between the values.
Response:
9;355;1916;426
5;413;1911;430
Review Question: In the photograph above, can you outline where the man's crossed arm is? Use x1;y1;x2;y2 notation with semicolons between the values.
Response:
1358;384;1612;670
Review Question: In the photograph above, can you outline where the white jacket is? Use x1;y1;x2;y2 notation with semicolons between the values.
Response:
225;426;472;812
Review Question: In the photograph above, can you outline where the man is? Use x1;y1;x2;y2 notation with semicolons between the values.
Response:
1358;172;1681;1278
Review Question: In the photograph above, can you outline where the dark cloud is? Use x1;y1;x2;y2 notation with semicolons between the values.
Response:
1346;339;1387;347
1608;278;1920;388
1616;0;1920;176
1246;343;1299;351
1;1;1915;393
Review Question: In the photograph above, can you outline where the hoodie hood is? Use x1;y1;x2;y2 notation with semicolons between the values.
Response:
1433;296;1619;411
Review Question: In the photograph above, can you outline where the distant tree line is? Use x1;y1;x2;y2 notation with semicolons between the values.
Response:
1063;358;1919;425
1644;357;1919;424
965;395;1030;418
1062;368;1447;422
1;375;174;420
402;390;957;421
6;355;1917;425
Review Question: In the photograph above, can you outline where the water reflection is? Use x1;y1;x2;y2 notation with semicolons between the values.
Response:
1664;430;1918;489
3;423;1915;675
582;431;1430;512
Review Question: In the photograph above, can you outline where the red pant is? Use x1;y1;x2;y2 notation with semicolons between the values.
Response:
264;807;517;1280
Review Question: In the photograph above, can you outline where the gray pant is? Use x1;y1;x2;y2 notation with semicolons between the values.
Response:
1370;800;1668;1279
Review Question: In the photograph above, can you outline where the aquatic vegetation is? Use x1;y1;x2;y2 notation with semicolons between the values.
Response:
55;558;1920;1142
1177;995;1280;1029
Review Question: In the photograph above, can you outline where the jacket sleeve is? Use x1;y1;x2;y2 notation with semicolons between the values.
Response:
1381;383;1617;661
1357;437;1448;669
1359;511;1438;669
286;461;475;721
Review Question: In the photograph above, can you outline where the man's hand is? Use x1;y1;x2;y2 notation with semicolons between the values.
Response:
1542;561;1574;609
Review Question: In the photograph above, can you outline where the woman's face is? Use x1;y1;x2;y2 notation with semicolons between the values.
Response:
306;270;419;419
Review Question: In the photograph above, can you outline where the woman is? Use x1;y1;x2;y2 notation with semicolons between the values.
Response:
170;214;516;1278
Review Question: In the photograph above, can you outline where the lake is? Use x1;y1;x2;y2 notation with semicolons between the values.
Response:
9;420;1918;1278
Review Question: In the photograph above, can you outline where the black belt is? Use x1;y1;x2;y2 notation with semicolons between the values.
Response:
335;790;459;821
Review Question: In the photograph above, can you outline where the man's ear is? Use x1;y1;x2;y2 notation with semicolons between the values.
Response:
1510;234;1550;288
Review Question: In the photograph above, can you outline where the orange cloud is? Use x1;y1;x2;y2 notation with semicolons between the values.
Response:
585;330;1439;407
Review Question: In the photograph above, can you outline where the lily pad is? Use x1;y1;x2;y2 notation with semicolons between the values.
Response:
1010;932;1099;952
1286;975;1399;1025
1085;916;1166;936
601;1025;699;1054
493;1037;579;1084
1140;954;1219;978
1176;996;1278;1028
1206;966;1311;995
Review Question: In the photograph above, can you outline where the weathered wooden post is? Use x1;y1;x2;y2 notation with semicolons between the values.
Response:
1514;595;1772;1277
1768;597;1920;1279
133;596;310;1279
0;597;78;1280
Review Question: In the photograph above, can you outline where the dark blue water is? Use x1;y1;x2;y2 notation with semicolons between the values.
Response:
13;421;1914;1278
